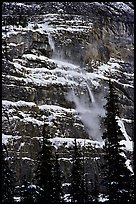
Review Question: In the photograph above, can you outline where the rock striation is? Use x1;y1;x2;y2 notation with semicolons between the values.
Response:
2;2;134;195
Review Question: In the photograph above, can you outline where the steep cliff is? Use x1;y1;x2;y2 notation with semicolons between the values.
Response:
2;2;134;199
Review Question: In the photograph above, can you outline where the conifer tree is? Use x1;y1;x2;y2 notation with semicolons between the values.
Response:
19;176;37;202
102;80;134;202
52;153;64;202
82;148;90;203
2;144;15;202
71;139;85;202
35;123;55;202
91;173;99;202
2;22;9;61
84;173;90;203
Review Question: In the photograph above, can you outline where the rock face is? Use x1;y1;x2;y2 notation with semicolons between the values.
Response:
2;2;134;195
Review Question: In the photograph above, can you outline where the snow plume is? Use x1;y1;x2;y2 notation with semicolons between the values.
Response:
47;31;64;61
66;87;106;141
47;32;55;52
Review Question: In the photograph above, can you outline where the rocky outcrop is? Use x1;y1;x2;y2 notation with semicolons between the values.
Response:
2;2;134;195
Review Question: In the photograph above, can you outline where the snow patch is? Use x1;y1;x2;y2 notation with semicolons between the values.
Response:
2;100;36;108
125;159;133;174
22;117;44;126
98;194;109;202
117;117;132;141
2;133;13;145
18;142;25;151
39;104;75;113
62;183;71;187
63;194;71;202
117;117;133;151
50;137;104;149
22;157;34;161
2;134;22;145
14;197;21;202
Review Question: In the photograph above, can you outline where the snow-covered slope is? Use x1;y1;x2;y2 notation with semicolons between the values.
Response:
2;2;134;191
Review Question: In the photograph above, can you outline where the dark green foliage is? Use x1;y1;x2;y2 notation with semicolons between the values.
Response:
52;153;64;202
84;173;90;203
19;176;38;202
82;150;92;203
35;123;55;202
2;40;9;60
102;80;134;202
35;123;64;202
2;25;10;61
19;15;28;28
2;14;28;28
91;173;99;202
71;139;85;202
2;144;15;202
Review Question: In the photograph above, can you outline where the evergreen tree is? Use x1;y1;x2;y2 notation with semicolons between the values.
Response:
52;153;64;202
2;144;15;202
102;80;134;202
35;123;55;202
71;139;85;202
2;22;9;61
91;173;99;202
19;176;37;202
84;173;90;203
82;148;90;203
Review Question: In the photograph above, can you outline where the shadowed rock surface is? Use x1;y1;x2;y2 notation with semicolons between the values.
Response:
2;2;134;197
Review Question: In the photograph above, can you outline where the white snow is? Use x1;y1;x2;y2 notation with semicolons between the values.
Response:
120;152;133;174
120;140;133;152
28;184;37;189
62;183;71;187
122;118;133;123
63;194;71;202
98;194;109;202
9;42;18;46
12;111;44;126
86;83;95;103
50;58;80;70
10;54;84;86
93;2;133;14
6;48;132;89
39;104;75;113
123;72;134;77
59;157;72;162
84;58;134;89
112;2;134;13
15;2;32;8
23;13;93;39
14;197;21;202
97;60;121;75
2;133;13;145
47;32;55;51
50;137;104;149
2;100;36;108
116;117;133;151
2;134;22;145
27;22;90;33
18;142;25;151
117;117;132;141
22;53;45;61
66;89;105;141
116;80;134;88
2;6;133;181
22;157;34;161
13;62;22;69
22;116;44;126
125;159;133;174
